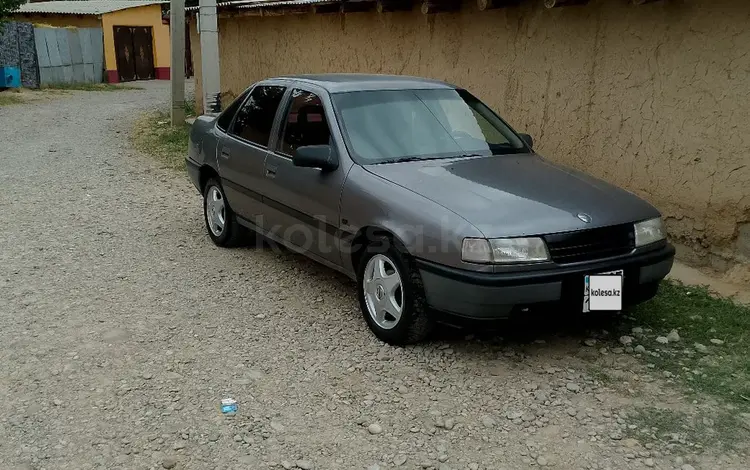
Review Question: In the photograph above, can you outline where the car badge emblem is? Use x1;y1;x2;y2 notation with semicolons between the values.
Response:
577;213;592;223
376;284;385;301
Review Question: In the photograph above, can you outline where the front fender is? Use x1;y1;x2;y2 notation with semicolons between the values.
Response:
340;166;488;273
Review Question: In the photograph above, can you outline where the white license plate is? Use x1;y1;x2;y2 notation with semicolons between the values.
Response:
583;270;623;312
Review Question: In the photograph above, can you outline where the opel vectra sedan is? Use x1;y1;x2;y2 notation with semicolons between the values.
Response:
186;74;675;345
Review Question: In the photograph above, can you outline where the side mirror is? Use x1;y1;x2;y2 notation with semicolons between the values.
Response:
519;133;534;149
293;145;338;172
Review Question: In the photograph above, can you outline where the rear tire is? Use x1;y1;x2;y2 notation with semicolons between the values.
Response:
203;178;243;247
356;236;433;345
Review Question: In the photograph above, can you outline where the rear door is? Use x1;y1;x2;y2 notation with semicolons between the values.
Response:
217;84;287;226
261;86;348;267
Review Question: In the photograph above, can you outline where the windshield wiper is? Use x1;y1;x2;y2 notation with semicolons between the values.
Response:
373;154;482;165
373;156;424;164
450;153;483;159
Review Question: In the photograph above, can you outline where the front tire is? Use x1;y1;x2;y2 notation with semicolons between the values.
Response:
356;237;433;345
203;178;243;247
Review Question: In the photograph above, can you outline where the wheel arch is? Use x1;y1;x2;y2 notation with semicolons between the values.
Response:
349;225;411;275
352;224;434;344
199;165;220;193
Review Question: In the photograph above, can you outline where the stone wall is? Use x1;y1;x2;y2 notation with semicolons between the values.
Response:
0;22;40;88
190;0;750;280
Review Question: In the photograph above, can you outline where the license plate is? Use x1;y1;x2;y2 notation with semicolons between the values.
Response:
583;270;623;312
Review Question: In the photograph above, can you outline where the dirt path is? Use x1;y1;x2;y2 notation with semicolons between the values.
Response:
668;262;750;305
0;83;744;470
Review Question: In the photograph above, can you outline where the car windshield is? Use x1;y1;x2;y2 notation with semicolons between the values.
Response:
332;88;527;164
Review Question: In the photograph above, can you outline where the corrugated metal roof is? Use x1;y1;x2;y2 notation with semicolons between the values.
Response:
186;0;337;13
18;1;169;16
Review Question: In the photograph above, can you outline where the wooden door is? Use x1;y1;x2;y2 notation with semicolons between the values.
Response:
113;26;155;82
131;27;155;80
113;26;136;82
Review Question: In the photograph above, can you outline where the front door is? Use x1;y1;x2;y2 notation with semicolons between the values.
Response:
262;87;347;267
218;84;287;225
113;26;155;82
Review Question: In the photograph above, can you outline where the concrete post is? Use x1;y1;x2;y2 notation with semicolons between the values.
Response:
199;0;221;114
170;0;186;125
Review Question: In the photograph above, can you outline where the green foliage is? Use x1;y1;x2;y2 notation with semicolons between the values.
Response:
0;0;25;23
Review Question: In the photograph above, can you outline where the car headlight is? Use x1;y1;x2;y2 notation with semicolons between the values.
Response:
462;237;549;264
634;217;666;247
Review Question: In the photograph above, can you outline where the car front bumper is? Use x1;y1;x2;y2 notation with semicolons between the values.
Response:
416;243;675;320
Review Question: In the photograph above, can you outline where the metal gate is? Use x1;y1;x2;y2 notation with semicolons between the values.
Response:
34;26;104;86
113;26;155;82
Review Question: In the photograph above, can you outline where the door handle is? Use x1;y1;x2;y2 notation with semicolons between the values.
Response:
220;147;231;159
265;165;277;178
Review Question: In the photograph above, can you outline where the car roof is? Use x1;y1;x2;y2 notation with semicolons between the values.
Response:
270;73;457;93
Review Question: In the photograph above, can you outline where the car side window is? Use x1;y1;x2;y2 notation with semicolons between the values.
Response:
279;89;331;156
216;89;251;132
230;85;286;147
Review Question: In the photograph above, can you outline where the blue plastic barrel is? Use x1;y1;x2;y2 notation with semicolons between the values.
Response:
0;66;22;88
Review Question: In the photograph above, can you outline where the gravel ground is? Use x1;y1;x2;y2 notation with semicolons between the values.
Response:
0;82;746;470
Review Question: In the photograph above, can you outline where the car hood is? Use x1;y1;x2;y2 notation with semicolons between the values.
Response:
364;154;660;238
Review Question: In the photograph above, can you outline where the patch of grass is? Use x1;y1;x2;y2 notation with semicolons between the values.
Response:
131;108;191;170
185;99;196;117
588;366;614;385
627;407;686;444
623;280;750;409
625;406;747;451
0;93;23;106
42;83;143;92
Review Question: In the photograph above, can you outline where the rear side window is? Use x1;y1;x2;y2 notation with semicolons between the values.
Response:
216;89;251;131
279;89;331;156
230;85;286;147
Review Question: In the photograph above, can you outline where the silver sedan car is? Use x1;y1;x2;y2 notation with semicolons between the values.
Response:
186;74;675;345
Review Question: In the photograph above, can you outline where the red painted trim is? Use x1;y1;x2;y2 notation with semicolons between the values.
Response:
106;70;119;83
155;67;170;80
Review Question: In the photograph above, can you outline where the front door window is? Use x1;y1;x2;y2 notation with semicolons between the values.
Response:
279;89;332;156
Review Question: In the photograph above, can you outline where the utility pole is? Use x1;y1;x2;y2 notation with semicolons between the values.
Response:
199;0;221;114
170;0;186;125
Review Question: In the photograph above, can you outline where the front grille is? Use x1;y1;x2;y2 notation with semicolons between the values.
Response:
544;223;635;264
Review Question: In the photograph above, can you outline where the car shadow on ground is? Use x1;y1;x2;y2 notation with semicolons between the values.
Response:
429;308;622;354
241;234;623;351
432;307;622;341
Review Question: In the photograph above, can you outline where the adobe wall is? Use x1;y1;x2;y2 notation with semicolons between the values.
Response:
190;0;750;280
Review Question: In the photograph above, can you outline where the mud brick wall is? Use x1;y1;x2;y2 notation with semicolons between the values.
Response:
190;0;750;280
